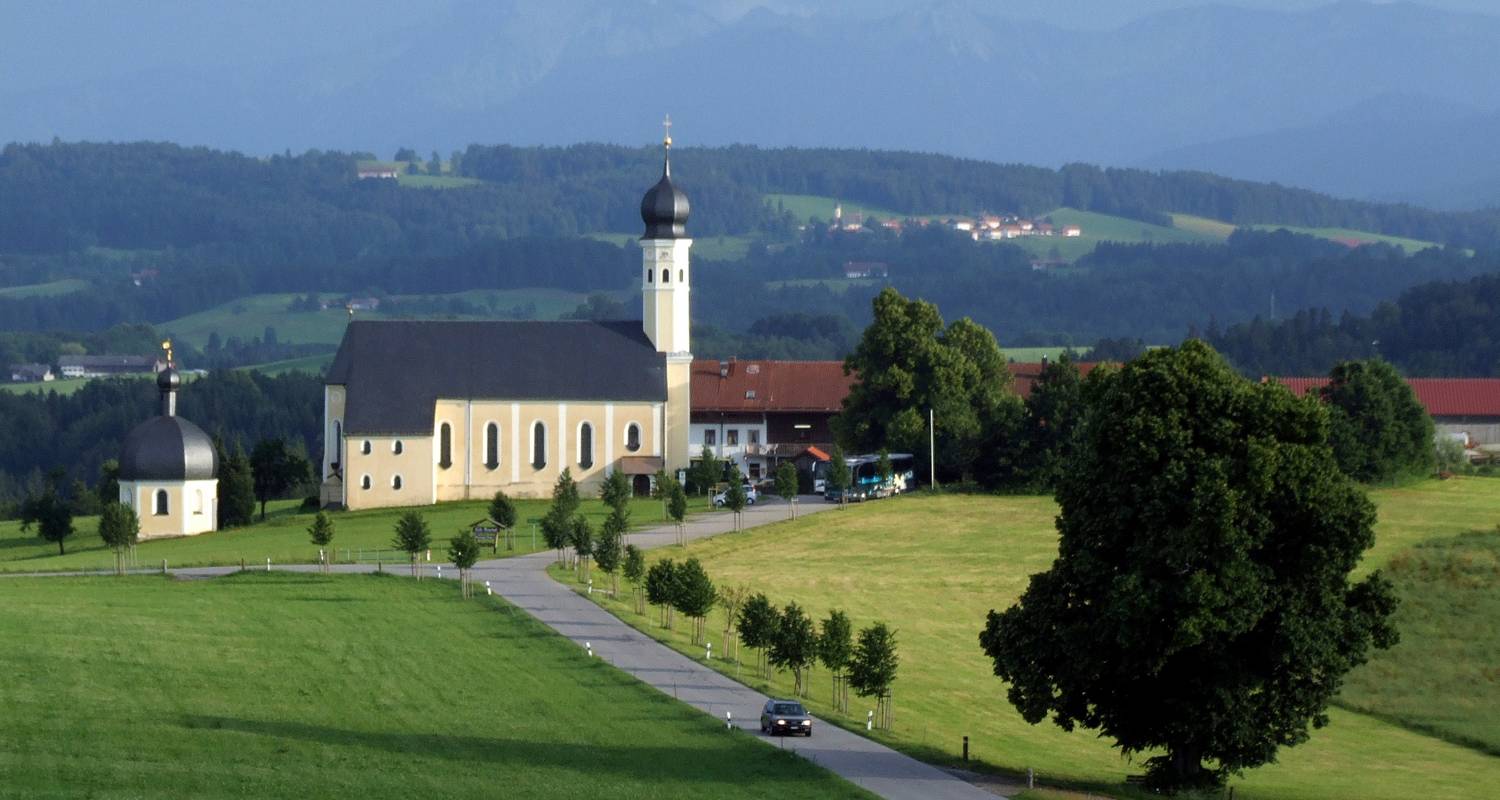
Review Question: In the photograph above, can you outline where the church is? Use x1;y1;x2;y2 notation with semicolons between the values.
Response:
320;132;694;510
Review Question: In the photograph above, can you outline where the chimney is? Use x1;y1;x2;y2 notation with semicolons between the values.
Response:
719;359;730;378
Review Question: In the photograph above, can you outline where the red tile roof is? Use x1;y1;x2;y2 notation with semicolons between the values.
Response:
692;359;855;413
691;359;1106;411
1271;377;1500;417
1008;361;1104;400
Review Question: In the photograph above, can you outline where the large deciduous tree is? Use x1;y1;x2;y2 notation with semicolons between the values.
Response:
979;340;1399;794
1321;358;1435;483
249;437;311;521
836;288;1013;482
217;442;256;529
20;475;73;556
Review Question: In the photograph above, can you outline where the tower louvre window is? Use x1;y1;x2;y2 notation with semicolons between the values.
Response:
662;269;670;283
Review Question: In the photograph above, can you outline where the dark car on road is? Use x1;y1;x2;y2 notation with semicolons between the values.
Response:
760;699;813;736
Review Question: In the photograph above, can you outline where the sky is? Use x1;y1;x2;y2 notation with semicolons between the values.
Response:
3;0;1496;97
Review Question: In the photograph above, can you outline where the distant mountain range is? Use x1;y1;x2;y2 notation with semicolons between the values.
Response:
5;1;1500;209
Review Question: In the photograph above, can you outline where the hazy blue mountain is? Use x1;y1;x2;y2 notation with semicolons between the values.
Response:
5;1;1500;207
1142;94;1500;209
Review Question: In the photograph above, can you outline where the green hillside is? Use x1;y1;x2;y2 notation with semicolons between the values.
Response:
160;289;590;349
0;278;90;298
766;193;907;223
1248;225;1442;253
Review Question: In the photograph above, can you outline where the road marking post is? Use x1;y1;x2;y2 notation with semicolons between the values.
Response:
725;711;732;730
866;710;874;731
265;557;270;572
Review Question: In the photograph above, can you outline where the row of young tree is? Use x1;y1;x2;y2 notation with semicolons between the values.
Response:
623;554;900;729
838;288;1441;490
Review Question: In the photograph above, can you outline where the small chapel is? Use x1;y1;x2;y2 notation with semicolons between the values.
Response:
320;128;695;510
117;353;220;537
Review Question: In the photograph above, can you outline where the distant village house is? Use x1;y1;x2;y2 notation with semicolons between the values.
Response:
8;363;54;383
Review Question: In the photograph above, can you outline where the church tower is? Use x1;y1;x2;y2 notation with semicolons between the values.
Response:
639;117;693;475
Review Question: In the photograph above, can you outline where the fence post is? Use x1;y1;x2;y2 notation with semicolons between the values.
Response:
963;735;969;761
161;559;167;575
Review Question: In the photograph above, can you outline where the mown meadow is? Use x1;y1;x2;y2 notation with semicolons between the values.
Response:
559;478;1500;799
0;572;870;799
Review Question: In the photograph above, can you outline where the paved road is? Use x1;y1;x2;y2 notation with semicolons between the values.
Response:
17;497;1002;799
469;498;1002;800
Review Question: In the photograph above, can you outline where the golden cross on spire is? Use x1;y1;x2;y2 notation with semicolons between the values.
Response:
662;114;673;149
161;339;174;366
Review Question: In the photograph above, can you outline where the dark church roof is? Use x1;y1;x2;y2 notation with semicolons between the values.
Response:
328;320;668;435
119;368;217;481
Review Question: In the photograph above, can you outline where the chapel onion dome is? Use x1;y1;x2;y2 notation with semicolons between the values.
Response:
640;148;689;239
118;367;218;481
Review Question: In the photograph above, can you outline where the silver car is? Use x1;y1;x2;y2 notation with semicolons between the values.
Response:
760;699;812;736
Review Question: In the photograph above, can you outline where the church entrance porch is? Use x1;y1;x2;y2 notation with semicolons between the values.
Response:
632;475;652;497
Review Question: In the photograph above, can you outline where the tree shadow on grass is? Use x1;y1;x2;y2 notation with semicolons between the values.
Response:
174;714;822;788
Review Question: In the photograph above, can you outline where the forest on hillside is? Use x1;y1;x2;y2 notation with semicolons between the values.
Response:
2;140;1499;372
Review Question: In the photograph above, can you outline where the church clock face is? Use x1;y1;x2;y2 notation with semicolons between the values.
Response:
656;248;670;260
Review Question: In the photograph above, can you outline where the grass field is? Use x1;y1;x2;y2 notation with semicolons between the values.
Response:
0;496;682;574
1339;529;1500;754
1248;225;1441;254
239;352;335;377
764;277;882;294
396;173;482;189
1169;213;1238;240
1006;346;1081;363
561;478;1500;799
766;193;908;224
159;289;589;349
0;278;90;298
0;376;101;396
587;232;754;260
0;572;868;799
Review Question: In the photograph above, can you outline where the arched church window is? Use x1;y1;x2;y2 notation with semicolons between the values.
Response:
361;440;372;455
392;440;404;455
646;269;652;283
578;422;594;470
662;269;670;283
679;269;684;282
154;489;169;516
392;474;403;490
532;421;547;469
438;423;452;469
194;489;204;515
485;423;500;470
361;475;372;490
626;423;641;453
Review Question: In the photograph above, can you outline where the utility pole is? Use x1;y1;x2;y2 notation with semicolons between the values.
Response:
928;408;936;489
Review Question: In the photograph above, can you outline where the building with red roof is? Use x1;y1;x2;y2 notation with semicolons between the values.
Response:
690;358;854;479
1272;376;1500;446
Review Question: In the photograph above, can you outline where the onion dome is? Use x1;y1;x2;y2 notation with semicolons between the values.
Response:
119;367;218;481
640;135;689;239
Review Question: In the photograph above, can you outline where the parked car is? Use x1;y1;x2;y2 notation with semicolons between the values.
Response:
712;483;757;507
760;699;813;736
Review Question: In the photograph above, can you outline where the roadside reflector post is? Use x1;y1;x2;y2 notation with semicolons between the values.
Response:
161;559;167;575
266;557;271;572
866;710;873;731
587;579;593;596
426;549;431;562
725;711;732;730
706;641;712;660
